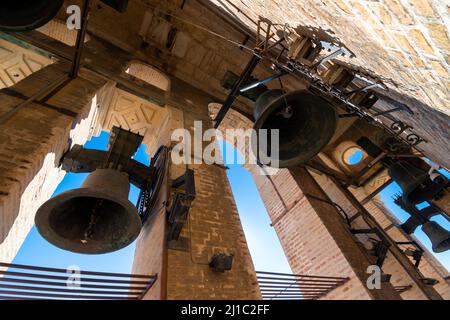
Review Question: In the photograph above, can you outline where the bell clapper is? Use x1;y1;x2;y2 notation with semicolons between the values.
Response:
276;77;293;119
276;105;293;119
82;200;103;244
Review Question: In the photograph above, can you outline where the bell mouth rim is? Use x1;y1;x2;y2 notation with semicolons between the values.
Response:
35;188;141;255
252;89;338;168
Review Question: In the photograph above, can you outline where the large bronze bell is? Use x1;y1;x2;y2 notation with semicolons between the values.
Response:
422;221;450;253
388;160;446;204
253;89;337;168
0;0;64;32
35;169;141;254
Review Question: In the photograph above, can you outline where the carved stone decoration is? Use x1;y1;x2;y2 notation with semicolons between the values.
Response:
97;87;169;155
0;39;53;88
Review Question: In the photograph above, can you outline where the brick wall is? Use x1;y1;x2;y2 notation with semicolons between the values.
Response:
131;80;261;299
248;166;373;299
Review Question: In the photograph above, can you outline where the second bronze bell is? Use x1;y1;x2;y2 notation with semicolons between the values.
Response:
253;89;337;168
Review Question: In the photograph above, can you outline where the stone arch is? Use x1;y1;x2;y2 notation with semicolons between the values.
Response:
126;60;170;92
91;62;171;156
208;103;255;165
0;39;54;89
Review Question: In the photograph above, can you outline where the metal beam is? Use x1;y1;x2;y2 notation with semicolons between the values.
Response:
239;69;288;93
214;54;261;128
70;0;91;78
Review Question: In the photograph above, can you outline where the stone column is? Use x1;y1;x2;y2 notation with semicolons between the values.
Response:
132;78;261;299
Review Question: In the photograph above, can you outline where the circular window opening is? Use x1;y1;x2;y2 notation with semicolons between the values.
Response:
343;147;364;166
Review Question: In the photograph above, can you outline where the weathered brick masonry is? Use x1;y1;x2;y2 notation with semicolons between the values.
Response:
132;80;261;299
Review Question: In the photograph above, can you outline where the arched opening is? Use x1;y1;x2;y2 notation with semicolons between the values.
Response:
343;147;364;166
208;102;291;272
217;139;292;273
126;61;170;92
332;140;369;174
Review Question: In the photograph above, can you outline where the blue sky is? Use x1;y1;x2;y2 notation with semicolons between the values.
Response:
12;131;449;275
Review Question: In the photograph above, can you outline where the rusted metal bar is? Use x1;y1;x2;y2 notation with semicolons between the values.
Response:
262;294;322;297
257;276;346;284
0;270;149;285
258;271;350;300
213;54;261;128
263;297;317;300
263;294;323;297
259;284;337;288
1;87;79;118
260;286;346;292
263;295;321;298
0;262;157;300
0;277;145;291
259;285;337;290
256;271;349;280
0;283;140;296
260;288;330;292
0;290;138;300
258;282;338;288
262;293;327;297
138;274;158;300
0;262;154;279
239;69;288;93
0;295;45;300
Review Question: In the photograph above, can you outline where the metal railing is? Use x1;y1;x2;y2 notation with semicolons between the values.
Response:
394;285;413;294
0;262;157;300
256;271;350;300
